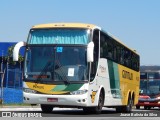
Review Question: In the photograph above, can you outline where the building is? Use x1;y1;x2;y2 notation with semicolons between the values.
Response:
140;65;160;72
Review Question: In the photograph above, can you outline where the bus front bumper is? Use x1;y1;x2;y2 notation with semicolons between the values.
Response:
23;92;88;107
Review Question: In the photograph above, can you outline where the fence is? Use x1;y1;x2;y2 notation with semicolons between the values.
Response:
0;68;23;104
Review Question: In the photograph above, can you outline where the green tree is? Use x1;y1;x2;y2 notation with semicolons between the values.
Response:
5;45;24;66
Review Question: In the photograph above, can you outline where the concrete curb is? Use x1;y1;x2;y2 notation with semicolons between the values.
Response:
0;107;41;111
0;106;78;111
0;105;40;111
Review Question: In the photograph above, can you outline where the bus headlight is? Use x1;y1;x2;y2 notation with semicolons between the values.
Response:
70;90;88;95
23;88;37;94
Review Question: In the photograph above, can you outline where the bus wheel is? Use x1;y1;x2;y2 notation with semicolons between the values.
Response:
83;91;104;114
40;104;54;113
92;91;104;114
125;96;133;113
116;96;133;113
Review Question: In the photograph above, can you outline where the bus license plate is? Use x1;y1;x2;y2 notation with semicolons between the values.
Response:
47;98;58;102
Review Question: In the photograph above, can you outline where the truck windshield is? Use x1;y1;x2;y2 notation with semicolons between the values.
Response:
140;79;160;95
140;72;160;95
24;45;88;83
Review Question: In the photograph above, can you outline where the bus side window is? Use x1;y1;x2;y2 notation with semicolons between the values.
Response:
120;47;125;65
116;45;121;63
124;49;129;67
100;32;108;58
107;40;113;59
100;33;105;58
90;29;99;81
113;45;117;61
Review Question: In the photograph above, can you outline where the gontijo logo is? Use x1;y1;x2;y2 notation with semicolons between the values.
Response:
122;70;133;80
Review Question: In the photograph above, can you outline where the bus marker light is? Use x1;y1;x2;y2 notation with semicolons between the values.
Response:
47;98;58;102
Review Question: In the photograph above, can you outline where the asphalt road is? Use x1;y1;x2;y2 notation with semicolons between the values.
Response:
42;107;160;117
0;107;160;120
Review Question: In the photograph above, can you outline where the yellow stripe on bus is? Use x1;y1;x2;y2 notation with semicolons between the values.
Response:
25;82;68;94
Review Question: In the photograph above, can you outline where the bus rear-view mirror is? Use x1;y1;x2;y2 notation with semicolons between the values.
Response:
87;41;94;62
13;41;26;61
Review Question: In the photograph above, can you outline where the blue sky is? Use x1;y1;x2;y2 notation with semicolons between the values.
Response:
0;0;160;65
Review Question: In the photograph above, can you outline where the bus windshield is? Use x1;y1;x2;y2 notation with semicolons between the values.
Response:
24;45;88;83
28;29;89;45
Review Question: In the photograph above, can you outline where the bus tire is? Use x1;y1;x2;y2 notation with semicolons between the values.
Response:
124;96;133;113
40;104;54;113
83;91;104;114
92;91;104;114
116;96;133;113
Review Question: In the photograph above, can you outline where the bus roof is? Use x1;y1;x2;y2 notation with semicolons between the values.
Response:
32;23;97;29
32;22;139;55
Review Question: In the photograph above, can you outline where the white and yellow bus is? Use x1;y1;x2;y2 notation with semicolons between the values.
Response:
13;23;140;113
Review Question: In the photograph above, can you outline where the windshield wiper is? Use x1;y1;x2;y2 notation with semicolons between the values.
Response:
54;61;70;84
35;62;52;83
54;69;70;85
63;79;70;84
